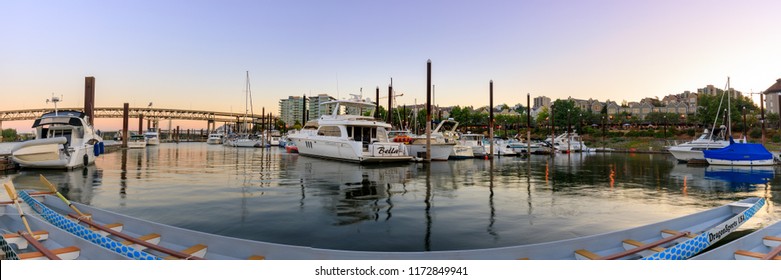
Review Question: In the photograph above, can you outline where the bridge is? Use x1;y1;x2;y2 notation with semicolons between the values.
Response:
0;107;277;128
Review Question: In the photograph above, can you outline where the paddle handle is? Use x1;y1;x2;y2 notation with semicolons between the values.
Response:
40;175;87;217
4;182;35;237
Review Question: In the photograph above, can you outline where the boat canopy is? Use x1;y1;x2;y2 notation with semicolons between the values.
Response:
703;138;773;161
32;110;86;128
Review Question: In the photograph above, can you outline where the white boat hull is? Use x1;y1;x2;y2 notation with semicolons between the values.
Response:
292;138;410;163
146;138;160;145
127;141;147;149
407;143;454;161
705;158;775;166
450;145;474;159
12;137;99;169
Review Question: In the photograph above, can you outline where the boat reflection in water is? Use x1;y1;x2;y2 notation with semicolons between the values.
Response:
704;165;775;190
11;164;103;204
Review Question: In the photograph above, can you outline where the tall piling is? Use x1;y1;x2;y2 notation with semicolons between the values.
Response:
375;87;379;119
84;77;95;125
527;93;531;157
303;94;307;125
388;82;393;126
122;103;129;148
489;80;494;158
426;60;432;162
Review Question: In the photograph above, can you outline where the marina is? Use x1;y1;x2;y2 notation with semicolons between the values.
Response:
1;142;779;255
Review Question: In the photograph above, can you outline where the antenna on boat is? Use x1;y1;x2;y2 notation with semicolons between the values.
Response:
46;93;62;116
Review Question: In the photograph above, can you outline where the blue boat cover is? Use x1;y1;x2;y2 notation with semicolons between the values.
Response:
702;138;773;161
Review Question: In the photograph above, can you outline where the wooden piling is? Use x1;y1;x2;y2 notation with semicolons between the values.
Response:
122;103;129;148
388;82;393;126
375;87;379;119
489;80;494;158
426;60;432;162
84;77;95;125
527;93;531;157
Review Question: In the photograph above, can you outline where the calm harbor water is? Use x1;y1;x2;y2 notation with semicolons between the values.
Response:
1;143;779;252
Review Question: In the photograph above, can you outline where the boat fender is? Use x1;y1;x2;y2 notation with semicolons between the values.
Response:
94;143;100;157
84;155;89;167
99;142;105;155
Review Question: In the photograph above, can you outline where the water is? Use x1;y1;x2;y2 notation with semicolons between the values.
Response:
1;143;778;252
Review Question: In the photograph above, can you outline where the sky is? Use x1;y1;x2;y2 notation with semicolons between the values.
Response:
2;0;780;131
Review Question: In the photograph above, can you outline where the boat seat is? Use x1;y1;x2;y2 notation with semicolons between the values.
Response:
68;213;203;260
574;249;601;260
622;239;666;257
163;244;208;260
121;233;161;251
577;230;692;260
88;222;123;236
734;250;781;260
763;236;781;247
18;246;80;260
2;231;49;249
248;255;266;260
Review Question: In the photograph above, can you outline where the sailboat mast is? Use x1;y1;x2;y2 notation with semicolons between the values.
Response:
245;71;249;133
727;77;731;139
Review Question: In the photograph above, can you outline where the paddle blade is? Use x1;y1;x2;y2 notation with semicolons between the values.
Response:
39;174;58;193
3;182;18;200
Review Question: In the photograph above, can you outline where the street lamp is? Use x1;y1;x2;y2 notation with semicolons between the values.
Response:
742;106;747;139
663;115;667;138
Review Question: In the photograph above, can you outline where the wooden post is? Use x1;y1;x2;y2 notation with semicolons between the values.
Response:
426;60;432;162
375;87;379;119
388;81;393;126
551;104;555;157
760;93;765;144
489;80;494;158
84;77;95;125
527;93;531;157
303;94;307;125
122;103;129;148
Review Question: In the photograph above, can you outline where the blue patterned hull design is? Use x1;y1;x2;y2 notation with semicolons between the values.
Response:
19;191;160;260
643;198;765;260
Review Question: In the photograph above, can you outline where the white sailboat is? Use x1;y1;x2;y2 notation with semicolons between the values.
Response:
667;78;737;162
226;71;264;148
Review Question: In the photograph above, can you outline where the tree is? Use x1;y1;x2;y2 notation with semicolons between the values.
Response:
2;129;17;142
551;100;581;131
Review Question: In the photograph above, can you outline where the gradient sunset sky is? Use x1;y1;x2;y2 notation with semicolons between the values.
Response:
2;0;780;131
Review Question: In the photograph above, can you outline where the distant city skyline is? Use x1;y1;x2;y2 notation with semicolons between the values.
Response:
2;0;780;132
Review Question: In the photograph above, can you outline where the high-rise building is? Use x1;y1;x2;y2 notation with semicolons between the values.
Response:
279;96;306;127
308;94;336;121
533;96;551;110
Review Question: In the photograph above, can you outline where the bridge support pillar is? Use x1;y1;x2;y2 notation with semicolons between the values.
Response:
138;114;144;134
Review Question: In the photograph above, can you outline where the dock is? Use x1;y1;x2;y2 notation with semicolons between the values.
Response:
0;155;16;172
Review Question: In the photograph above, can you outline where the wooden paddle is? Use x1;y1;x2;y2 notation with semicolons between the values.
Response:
3;182;36;237
39;174;89;219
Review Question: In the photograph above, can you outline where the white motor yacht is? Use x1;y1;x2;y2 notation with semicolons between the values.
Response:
127;134;147;149
144;128;160;145
206;133;224;145
287;95;411;163
459;133;486;157
11;110;105;169
666;126;730;162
